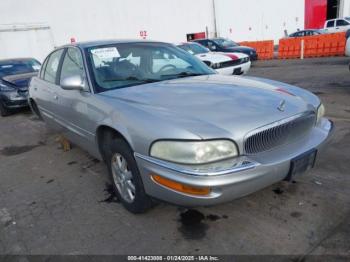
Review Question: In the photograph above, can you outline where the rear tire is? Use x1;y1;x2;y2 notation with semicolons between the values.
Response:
0;102;10;117
105;137;153;214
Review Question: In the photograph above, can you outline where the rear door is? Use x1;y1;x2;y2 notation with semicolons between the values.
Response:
30;48;65;128
335;19;350;32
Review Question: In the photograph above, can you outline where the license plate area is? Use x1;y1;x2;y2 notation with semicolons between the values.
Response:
233;67;242;75
285;149;317;181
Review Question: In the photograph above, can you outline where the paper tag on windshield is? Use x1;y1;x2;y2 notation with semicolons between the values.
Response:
91;47;120;59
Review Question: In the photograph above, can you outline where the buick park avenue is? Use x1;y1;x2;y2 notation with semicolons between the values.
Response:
28;40;333;213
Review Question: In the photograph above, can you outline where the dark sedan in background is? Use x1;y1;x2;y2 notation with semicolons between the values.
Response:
287;29;324;38
193;38;258;60
0;58;41;116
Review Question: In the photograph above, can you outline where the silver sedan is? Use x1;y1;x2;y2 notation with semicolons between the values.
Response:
28;40;333;213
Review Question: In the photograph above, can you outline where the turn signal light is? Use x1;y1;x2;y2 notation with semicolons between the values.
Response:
151;175;210;196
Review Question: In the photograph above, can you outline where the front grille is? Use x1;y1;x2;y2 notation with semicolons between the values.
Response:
244;112;316;154
219;59;243;68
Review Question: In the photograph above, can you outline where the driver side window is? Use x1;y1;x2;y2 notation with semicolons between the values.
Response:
60;48;87;90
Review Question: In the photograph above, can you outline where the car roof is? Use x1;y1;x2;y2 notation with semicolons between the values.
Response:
176;42;198;45
60;39;172;49
0;58;37;63
193;38;225;41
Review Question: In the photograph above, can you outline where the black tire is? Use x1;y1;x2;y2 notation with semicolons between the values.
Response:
105;137;153;213
0;102;10;117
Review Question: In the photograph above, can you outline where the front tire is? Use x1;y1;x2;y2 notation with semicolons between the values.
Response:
106;138;153;213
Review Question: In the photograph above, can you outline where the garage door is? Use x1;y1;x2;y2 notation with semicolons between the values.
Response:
0;24;55;62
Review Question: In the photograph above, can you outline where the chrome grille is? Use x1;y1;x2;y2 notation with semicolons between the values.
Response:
244;112;316;154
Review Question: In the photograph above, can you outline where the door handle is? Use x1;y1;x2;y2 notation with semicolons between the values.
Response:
54;95;58;100
34;87;37;91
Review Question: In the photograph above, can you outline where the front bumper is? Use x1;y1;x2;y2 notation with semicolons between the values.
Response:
216;61;251;75
135;118;333;207
250;53;258;61
1;92;28;109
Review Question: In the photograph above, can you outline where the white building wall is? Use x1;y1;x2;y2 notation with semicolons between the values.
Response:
340;0;350;17
215;0;305;42
0;0;215;61
0;0;305;61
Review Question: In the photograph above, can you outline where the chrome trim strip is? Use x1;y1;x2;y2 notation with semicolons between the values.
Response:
134;153;260;176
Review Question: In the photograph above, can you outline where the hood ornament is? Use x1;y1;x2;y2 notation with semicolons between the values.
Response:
277;100;286;112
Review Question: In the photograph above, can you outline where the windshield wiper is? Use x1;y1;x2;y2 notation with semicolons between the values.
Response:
160;71;204;79
103;76;160;83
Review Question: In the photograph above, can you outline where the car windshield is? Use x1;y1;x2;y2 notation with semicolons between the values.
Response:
0;59;41;78
213;38;238;47
345;17;350;22
177;43;210;55
86;42;215;92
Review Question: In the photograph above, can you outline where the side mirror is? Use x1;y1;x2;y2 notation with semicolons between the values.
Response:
61;75;85;90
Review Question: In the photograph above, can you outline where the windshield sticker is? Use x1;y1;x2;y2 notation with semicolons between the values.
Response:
91;47;120;60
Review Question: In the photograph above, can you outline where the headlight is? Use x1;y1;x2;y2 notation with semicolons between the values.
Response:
150;140;238;164
0;82;15;92
317;103;325;123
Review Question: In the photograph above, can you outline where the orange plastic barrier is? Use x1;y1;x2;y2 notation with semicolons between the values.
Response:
278;32;346;59
239;40;274;60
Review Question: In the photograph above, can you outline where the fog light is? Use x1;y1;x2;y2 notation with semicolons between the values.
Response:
151;174;210;196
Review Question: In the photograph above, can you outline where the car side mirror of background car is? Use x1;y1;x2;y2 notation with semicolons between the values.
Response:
61;75;85;91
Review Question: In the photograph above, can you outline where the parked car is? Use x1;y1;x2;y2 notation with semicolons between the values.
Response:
0;58;41;116
324;18;350;33
288;29;323;38
29;40;333;213
193;38;258;60
177;42;251;75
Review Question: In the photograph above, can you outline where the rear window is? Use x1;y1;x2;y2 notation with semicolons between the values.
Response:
43;49;64;84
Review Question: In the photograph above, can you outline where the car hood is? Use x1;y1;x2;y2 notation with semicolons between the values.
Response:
195;52;234;63
1;72;37;88
195;52;247;63
99;75;316;139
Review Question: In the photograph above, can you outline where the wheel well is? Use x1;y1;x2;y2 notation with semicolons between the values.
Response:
29;98;42;119
96;126;132;161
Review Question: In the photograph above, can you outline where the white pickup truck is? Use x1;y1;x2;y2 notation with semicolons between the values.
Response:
324;17;350;33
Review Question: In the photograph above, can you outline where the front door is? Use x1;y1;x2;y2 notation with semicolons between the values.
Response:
54;47;97;149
